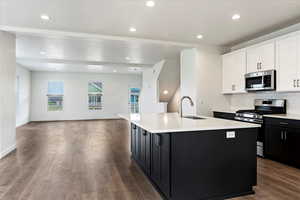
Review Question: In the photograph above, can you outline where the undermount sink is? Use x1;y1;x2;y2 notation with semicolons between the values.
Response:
183;116;205;120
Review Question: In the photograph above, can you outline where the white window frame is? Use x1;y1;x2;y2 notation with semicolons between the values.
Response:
47;81;64;112
88;81;103;110
128;87;140;113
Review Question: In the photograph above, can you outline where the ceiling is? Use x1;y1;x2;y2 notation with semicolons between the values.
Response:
1;0;300;46
14;33;188;73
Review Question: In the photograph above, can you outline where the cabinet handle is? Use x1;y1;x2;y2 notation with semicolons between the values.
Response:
256;62;262;70
294;80;297;88
280;122;288;126
297;79;300;88
284;131;287;141
281;131;284;140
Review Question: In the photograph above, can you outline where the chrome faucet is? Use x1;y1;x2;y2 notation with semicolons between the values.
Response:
179;96;194;118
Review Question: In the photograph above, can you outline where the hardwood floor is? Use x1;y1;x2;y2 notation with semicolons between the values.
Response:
0;120;300;200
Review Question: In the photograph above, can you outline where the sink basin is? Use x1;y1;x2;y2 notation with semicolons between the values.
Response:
183;116;205;120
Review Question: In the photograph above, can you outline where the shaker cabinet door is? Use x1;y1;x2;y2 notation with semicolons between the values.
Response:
222;49;246;94
246;42;275;73
276;34;299;92
286;129;300;168
131;124;137;159
151;133;170;198
259;42;275;71
246;48;261;73
265;125;285;162
140;130;151;174
222;54;234;93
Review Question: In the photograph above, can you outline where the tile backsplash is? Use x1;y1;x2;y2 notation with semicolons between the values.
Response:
229;92;300;114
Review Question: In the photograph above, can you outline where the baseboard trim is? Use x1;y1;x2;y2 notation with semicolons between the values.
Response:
16;121;30;128
0;143;16;159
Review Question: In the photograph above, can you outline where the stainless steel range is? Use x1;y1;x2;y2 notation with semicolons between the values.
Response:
235;99;286;157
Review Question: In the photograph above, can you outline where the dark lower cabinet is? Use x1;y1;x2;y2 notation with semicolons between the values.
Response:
151;134;170;198
265;125;285;162
130;123;257;200
286;129;300;168
140;130;151;174
265;117;300;169
131;125;138;159
171;129;257;200
131;125;171;198
136;127;142;163
131;125;151;174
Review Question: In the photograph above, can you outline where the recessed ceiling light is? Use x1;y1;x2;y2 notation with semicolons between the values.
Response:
40;14;50;21
126;57;131;60
163;90;169;95
232;14;241;20
129;27;137;32
40;51;46;55
146;1;155;7
113;69;117;73
196;34;203;39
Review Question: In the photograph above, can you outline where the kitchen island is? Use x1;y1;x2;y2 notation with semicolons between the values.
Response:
120;113;260;200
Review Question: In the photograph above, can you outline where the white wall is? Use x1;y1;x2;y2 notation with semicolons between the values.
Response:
16;64;31;127
180;49;198;115
180;47;231;117
167;87;180;113
195;46;231;116
158;59;180;102
0;31;16;159
30;71;142;121
140;60;167;113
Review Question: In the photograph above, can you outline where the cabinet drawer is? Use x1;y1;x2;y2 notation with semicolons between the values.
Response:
213;111;235;120
264;117;300;129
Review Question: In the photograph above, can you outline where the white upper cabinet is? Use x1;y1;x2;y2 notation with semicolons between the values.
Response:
222;53;234;94
246;42;275;73
276;33;300;92
222;49;246;94
246;47;260;73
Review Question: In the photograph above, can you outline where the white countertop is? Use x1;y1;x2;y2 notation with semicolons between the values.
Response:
119;113;260;133
264;114;300;121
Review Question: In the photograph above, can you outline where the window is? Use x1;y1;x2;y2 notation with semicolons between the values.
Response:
88;81;103;110
47;81;64;111
129;88;140;113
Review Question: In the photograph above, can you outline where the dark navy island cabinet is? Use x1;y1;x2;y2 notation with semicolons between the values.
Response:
130;123;258;200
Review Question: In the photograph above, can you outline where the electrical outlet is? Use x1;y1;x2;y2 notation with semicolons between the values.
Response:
226;131;236;139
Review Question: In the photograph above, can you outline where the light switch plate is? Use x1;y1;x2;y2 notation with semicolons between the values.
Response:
226;131;236;139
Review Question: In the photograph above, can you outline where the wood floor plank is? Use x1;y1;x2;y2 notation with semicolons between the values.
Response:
1;119;300;200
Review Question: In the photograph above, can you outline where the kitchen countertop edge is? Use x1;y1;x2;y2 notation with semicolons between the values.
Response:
119;113;260;134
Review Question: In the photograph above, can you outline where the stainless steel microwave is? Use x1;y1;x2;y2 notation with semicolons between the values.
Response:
245;70;276;91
